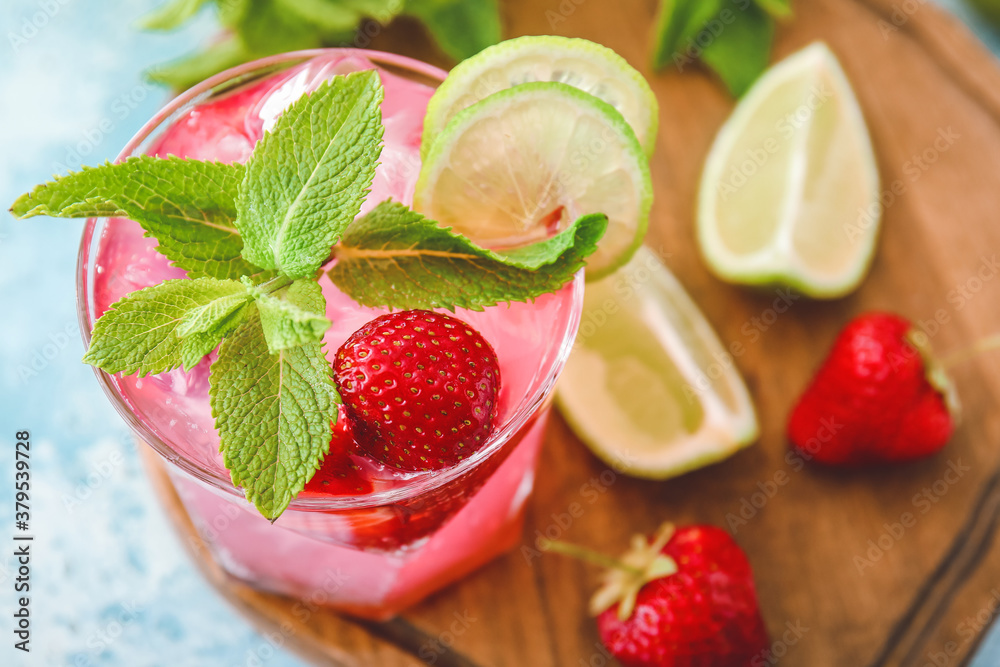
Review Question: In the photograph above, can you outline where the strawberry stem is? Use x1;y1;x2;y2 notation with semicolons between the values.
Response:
538;538;644;576
940;334;1000;369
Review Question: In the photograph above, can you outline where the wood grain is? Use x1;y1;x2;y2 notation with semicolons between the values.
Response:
146;0;1000;664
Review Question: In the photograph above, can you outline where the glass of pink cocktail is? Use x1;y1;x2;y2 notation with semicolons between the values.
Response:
76;50;583;620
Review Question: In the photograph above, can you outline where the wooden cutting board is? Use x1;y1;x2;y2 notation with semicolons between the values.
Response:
144;0;1000;664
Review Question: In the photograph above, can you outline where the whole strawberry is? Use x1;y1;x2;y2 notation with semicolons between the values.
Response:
546;524;770;667
334;310;501;472
788;312;959;466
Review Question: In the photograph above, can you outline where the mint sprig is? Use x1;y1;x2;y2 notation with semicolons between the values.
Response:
10;72;605;519
652;0;790;97
328;201;606;311
141;0;502;91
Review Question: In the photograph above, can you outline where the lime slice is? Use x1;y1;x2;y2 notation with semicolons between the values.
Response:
556;247;759;479
421;35;658;160
697;42;881;298
414;82;652;280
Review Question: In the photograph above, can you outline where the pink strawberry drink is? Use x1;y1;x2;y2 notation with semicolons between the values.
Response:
77;50;583;619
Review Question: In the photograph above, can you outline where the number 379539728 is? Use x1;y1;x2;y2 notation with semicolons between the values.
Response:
15;431;30;524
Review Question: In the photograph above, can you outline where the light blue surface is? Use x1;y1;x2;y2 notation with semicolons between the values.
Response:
1;1;1000;666
0;1;307;666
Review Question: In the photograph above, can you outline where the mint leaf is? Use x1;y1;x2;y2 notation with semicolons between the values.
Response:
273;0;366;32
217;0;251;24
10;156;265;280
755;0;791;18
141;0;210;30
404;0;501;61
177;291;252;337
327;201;607;311
83;278;251;376
342;0;405;22
143;0;327;91
250;279;330;353
236;70;384;279
700;3;773;96
147;38;251;91
652;0;725;69
651;0;780;96
234;0;326;54
211;310;339;519
142;0;498;92
178;306;252;370
275;0;403;32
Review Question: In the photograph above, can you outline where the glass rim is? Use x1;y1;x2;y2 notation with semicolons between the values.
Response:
76;48;585;511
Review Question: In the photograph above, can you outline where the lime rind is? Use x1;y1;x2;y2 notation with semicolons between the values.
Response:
556;247;759;480
415;81;652;281
697;42;881;299
421;35;659;160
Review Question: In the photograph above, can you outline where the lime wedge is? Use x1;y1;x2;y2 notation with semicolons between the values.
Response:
414;82;652;280
697;42;881;298
421;35;658;159
556;247;759;479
